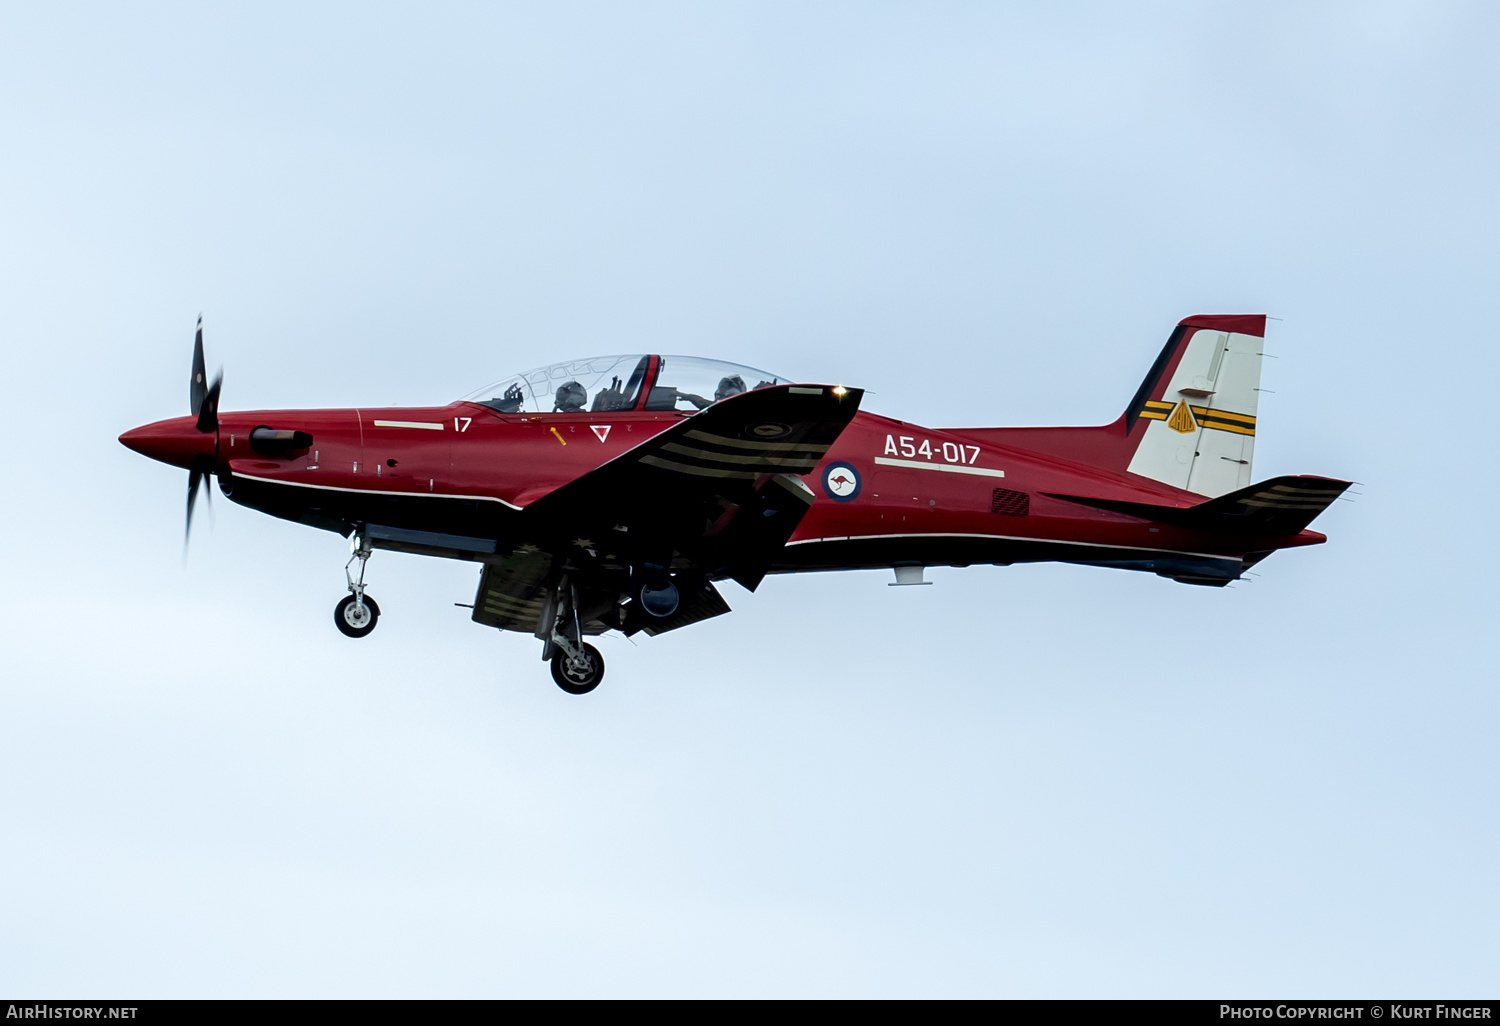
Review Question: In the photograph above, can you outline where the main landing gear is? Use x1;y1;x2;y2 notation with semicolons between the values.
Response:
541;576;605;695
550;642;604;695
335;532;381;639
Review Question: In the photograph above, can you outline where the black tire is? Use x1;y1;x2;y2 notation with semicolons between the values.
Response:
550;642;604;695
334;594;380;638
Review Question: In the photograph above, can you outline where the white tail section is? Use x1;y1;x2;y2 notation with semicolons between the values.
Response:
1125;318;1264;497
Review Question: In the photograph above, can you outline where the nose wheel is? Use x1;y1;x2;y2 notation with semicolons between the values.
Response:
335;593;381;637
335;529;380;639
551;642;604;695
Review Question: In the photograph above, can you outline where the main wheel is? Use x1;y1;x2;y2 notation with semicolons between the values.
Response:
551;642;605;695
334;593;381;638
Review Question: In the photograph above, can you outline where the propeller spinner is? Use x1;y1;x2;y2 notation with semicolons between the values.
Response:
117;317;223;549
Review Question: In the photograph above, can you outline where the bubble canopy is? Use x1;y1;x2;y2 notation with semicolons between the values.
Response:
460;355;787;415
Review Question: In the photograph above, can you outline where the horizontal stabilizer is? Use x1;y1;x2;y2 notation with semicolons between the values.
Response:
1048;475;1351;536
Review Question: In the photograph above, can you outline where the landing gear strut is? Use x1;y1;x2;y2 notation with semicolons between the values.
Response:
541;576;605;694
335;531;380;638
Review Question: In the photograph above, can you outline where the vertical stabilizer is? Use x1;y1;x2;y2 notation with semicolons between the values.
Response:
1124;315;1265;497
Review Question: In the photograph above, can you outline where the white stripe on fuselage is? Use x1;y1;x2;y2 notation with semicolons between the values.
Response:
873;457;1005;478
230;472;523;510
371;420;444;430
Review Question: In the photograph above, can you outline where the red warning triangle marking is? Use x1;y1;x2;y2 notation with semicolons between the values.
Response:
591;425;611;442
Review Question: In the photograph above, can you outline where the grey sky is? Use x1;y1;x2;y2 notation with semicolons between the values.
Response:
1;1;1496;996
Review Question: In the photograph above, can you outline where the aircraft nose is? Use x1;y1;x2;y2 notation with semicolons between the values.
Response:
119;415;216;469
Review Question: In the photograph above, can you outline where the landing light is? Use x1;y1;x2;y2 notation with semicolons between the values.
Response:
832;385;848;396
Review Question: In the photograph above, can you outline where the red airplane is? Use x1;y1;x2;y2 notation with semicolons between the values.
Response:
120;313;1348;695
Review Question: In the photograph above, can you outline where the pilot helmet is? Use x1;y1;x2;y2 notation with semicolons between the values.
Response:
554;380;587;412
714;375;748;401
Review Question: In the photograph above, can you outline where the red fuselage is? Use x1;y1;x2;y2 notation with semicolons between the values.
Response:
121;398;1324;582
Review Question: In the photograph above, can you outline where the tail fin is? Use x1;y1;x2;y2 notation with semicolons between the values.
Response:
945;314;1267;497
1122;314;1265;497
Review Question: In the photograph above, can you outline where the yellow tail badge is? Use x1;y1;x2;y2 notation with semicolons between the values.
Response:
1167;400;1198;434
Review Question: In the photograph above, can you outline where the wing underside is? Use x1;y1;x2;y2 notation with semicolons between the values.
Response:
470;546;574;634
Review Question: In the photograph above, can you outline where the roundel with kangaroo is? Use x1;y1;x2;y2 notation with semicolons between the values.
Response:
822;461;861;501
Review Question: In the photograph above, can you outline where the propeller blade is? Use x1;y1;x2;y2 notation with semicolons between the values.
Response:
184;316;220;553
190;315;206;416
186;463;203;545
196;370;221;434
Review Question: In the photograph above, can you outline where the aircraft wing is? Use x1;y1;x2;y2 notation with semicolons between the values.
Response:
470;543;568;635
525;383;864;590
470;542;736;637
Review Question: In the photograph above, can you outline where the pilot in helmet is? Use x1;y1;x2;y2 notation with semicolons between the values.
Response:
714;375;748;402
554;380;587;412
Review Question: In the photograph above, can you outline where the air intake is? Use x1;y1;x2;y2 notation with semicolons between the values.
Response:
990;488;1030;517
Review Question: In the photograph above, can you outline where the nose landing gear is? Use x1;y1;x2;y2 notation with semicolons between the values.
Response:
335;531;380;638
335;592;381;637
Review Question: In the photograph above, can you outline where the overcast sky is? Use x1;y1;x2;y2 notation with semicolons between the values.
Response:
2;1;1497;997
